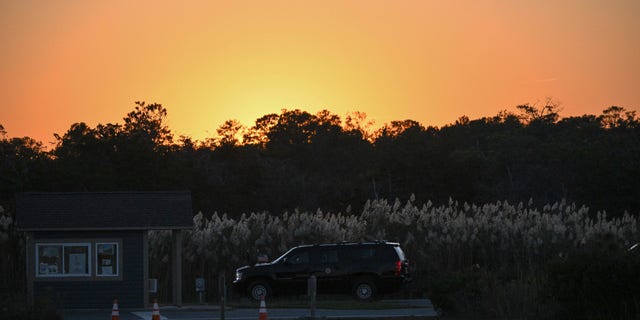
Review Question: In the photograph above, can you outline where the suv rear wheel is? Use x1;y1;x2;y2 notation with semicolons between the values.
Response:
248;280;271;301
353;277;376;301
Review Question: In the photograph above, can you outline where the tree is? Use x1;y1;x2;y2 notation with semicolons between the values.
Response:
210;119;245;148
50;102;178;190
4;102;640;217
375;120;424;139
344;111;375;141
516;98;561;125
243;113;279;146
0;129;47;195
267;109;318;147
599;106;638;129
50;122;120;190
123;101;173;148
53;122;98;157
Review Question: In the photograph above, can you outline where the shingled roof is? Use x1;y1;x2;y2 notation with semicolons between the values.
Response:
16;191;193;231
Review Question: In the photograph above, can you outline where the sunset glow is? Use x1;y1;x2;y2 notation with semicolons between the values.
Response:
1;0;639;145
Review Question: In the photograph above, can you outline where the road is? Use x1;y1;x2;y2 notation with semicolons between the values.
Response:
61;299;438;320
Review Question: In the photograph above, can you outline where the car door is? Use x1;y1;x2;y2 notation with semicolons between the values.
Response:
310;246;348;293
273;247;312;293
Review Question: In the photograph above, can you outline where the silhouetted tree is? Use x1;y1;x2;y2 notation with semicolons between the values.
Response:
2;102;639;217
206;119;245;149
516;98;561;124
123;101;173;147
599;106;638;129
344;111;375;141
0;130;47;197
243;113;279;146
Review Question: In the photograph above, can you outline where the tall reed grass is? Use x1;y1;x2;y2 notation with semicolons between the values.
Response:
146;197;639;318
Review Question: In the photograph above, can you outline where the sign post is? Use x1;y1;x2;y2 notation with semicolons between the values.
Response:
219;273;226;320
195;278;205;304
308;275;317;319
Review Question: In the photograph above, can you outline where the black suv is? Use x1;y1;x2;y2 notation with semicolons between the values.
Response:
233;241;410;301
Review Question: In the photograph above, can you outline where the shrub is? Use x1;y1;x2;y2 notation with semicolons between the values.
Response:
545;234;640;319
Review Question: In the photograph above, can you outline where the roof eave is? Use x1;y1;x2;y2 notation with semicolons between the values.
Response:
16;226;194;232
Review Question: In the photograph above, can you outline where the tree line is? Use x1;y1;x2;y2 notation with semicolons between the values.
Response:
1;101;639;217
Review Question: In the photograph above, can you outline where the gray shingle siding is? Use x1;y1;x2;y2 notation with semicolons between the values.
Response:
33;230;145;308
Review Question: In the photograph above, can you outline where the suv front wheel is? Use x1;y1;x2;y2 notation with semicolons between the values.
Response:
353;277;377;301
248;280;272;301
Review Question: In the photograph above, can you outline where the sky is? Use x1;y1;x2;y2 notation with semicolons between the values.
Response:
1;0;639;146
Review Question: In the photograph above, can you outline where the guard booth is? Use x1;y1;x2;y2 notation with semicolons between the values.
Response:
15;191;193;309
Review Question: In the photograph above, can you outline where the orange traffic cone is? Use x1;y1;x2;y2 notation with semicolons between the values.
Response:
258;296;268;320
151;298;161;320
111;299;120;320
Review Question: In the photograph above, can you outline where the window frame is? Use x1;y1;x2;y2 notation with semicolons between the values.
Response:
95;242;120;277
34;238;123;281
286;249;310;265
36;242;92;277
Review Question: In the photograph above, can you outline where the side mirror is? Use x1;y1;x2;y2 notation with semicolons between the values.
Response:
282;257;290;265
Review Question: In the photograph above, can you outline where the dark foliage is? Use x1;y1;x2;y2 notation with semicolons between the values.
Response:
545;235;640;320
1;103;639;217
1;290;62;320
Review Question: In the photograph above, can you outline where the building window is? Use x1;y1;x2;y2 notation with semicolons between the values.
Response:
37;245;62;275
36;243;91;277
96;243;119;276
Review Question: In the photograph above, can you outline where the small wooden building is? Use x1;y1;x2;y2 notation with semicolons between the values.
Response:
15;191;193;309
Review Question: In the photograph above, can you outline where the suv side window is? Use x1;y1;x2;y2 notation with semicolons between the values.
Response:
319;249;339;264
376;245;399;261
287;250;309;265
351;246;376;261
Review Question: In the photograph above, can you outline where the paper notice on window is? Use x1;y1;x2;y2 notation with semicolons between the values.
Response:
69;253;86;274
102;266;113;275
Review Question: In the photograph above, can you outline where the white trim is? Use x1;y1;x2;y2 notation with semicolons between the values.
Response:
35;243;92;277
95;242;119;277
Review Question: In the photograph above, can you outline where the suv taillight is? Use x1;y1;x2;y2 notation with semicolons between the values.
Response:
395;260;402;275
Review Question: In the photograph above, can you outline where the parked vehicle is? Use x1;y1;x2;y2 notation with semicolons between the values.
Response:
233;241;411;301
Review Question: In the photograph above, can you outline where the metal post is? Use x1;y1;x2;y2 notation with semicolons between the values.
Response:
26;232;34;305
171;230;183;306
219;272;226;320
308;275;317;319
195;278;205;304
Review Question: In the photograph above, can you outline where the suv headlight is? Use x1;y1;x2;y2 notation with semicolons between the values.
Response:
235;271;243;282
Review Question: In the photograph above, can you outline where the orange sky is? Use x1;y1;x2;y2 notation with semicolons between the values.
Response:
1;0;639;146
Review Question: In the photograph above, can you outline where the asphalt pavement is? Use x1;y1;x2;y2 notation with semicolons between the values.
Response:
61;299;438;320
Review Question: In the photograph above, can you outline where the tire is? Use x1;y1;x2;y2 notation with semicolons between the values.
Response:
248;280;272;301
352;277;376;301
